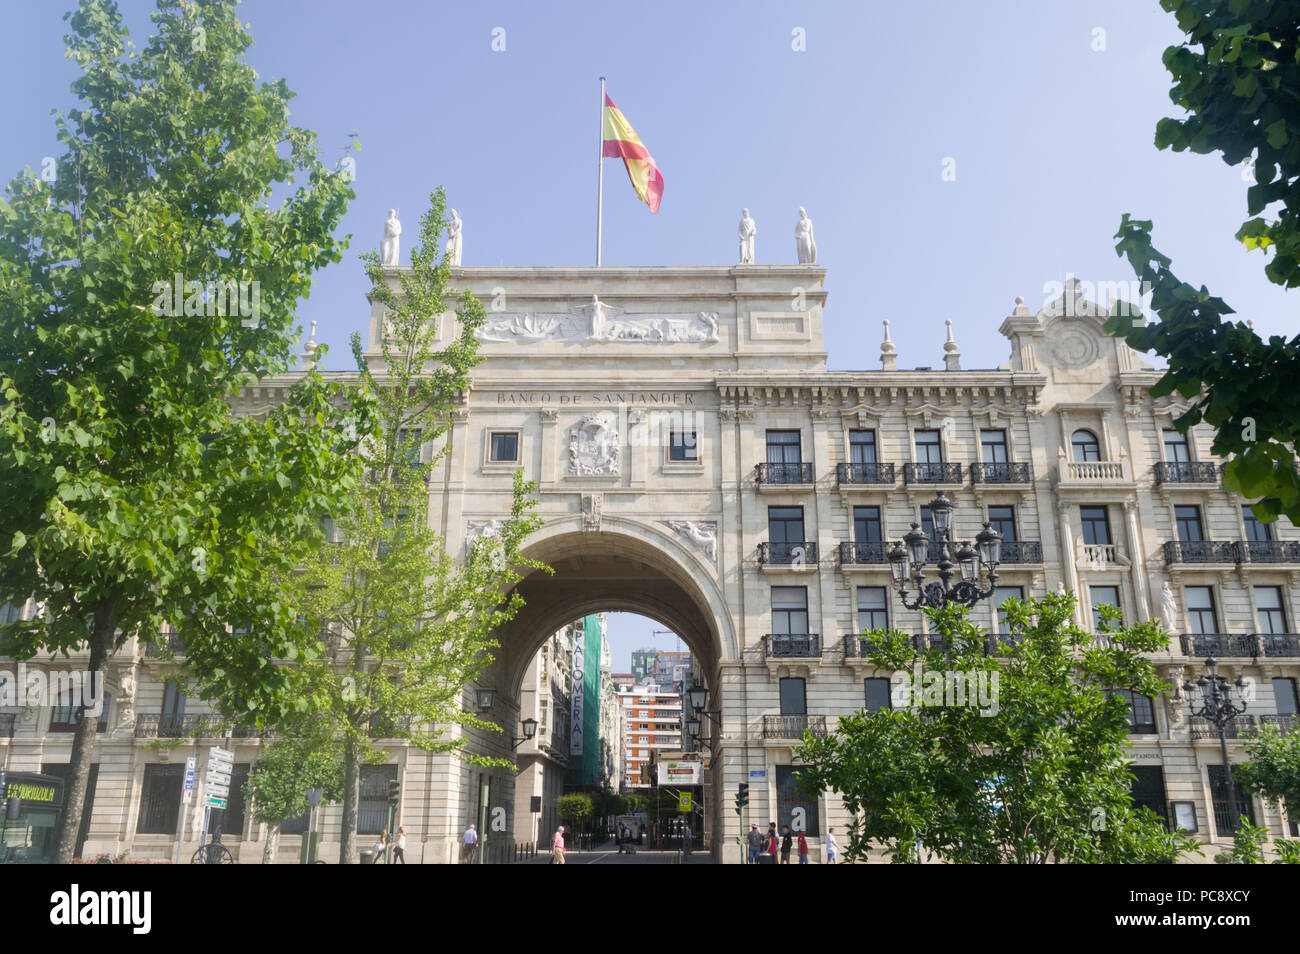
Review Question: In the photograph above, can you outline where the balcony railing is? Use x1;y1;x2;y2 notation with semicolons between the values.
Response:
1260;714;1298;734
1080;544;1118;568
1261;634;1300;657
1163;540;1239;564
836;462;895;485
1190;715;1257;740
1180;634;1259;658
144;633;186;658
756;462;813;485
761;714;828;739
763;634;822;658
971;462;1032;484
757;542;819;566
837;541;890;565
1239;540;1300;563
134;713;273;739
842;634;891;658
903;462;963;484
1155;461;1220;484
1063;460;1126;482
998;541;1043;564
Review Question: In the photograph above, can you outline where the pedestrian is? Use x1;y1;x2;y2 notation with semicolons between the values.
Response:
461;823;478;864
683;822;693;856
392;826;406;864
746;822;764;864
373;828;387;864
797;830;809;865
766;824;778;860
825;827;839;864
552;825;566;865
780;825;793;864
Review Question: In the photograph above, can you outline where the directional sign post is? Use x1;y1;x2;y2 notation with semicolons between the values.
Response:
199;746;236;855
183;757;197;804
175;757;198;865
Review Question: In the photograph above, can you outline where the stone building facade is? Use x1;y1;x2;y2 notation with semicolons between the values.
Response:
2;263;1297;863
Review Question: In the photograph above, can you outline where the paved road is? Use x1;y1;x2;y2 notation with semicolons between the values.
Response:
523;843;712;864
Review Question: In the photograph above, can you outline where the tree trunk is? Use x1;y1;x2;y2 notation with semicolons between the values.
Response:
338;736;360;863
262;823;280;864
55;596;119;863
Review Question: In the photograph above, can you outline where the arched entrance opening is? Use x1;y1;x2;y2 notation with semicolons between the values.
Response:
479;524;731;860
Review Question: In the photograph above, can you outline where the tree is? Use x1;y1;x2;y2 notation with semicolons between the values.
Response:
796;594;1201;863
1106;0;1300;525
0;0;363;862
557;793;593;832
1234;724;1300;823
245;735;344;864
283;188;545;864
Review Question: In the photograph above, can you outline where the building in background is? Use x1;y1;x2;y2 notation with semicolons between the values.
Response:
598;634;621;791
630;649;656;684
513;625;573;844
618;683;683;790
566;614;608;788
650;651;692;693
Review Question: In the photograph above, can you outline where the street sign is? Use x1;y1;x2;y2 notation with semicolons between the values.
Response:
306;787;323;808
678;793;692;812
205;771;231;787
205;782;230;798
208;746;234;761
183;757;197;803
202;795;227;809
208;759;233;775
748;770;767;779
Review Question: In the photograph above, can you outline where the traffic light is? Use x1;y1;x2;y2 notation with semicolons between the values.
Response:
734;782;748;814
388;779;401;807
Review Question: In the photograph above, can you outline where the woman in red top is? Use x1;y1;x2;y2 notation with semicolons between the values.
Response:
797;831;809;864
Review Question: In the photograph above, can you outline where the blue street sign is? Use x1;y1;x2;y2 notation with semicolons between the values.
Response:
748;770;766;779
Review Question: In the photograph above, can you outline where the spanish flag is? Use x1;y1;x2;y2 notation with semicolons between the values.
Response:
602;93;664;213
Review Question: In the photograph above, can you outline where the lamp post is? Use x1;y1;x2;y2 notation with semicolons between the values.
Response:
511;718;539;751
887;491;1002;610
1183;657;1251;833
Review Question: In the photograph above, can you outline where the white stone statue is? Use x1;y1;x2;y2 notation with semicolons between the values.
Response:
446;208;463;266
664;520;718;565
794;207;817;264
738;208;756;264
1160;582;1178;632
381;209;401;266
588;295;609;339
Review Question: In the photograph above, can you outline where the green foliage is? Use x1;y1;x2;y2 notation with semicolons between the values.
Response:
1272;838;1300;864
557;793;593;825
1234;724;1300;811
0;0;361;860
1107;0;1300;524
796;593;1201;864
246;735;344;826
1214;819;1267;864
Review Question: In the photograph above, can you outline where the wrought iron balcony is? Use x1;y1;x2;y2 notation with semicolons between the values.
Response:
756;462;813;485
902;462;963;485
911;634;951;654
135;713;211;738
971;462;1031;484
1261;634;1300;657
761;714;828;739
998;541;1043;564
842;634;891;658
1239;540;1300;563
1180;634;1259;658
1260;714;1298;734
757;541;818;566
144;633;186;657
1189;715;1257;740
837;541;890;565
836;461;895;485
763;634;822;658
1163;540;1239;564
1155;461;1220;484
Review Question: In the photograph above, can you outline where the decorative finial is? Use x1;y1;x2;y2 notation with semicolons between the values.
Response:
1246;319;1255;330
880;320;897;370
1013;295;1030;317
943;319;961;371
300;320;319;371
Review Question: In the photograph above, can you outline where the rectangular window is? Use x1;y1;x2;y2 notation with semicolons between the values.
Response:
857;586;888;631
1207;764;1256;836
994;586;1024;638
1079;506;1112;546
50;692;112;734
765;430;801;464
1174;505;1204;543
771;586;809;636
1242;505;1273;542
1185;586;1218;635
1108;689;1156;734
1255;586;1288;634
768;506;805;545
776;765;820;837
1163;430;1191;463
980;429;1008;464
359;764;399;835
848;429;877;464
779;678;806;715
489;432;519;462
40;763;98;857
987;505;1017;544
864;678;892;714
1272;678;1298;716
1129;766;1168;828
914;429;943;464
669;431;698;462
395;427;423;468
1090;585;1121;632
137;764;185;835
853;506;882;543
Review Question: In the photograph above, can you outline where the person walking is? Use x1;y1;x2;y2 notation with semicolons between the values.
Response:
780;826;793;864
797;830;809;865
825;827;840;864
461;823;478;864
391;826;407;864
371;829;387;864
683;822;693;856
551;825;566;864
766;824;778;861
746;822;764;864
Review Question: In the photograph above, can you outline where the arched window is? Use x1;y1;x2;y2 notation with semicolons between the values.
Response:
1071;429;1100;462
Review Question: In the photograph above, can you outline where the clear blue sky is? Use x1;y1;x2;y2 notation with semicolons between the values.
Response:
2;0;1293;376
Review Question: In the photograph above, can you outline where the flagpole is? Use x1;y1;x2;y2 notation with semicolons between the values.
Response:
596;76;605;266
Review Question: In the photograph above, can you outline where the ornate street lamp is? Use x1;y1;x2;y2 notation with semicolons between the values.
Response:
1183;657;1251;831
475;686;497;712
511;718;539;751
888;491;1001;610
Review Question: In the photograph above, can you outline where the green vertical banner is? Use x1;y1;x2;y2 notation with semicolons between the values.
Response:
583;614;601;785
